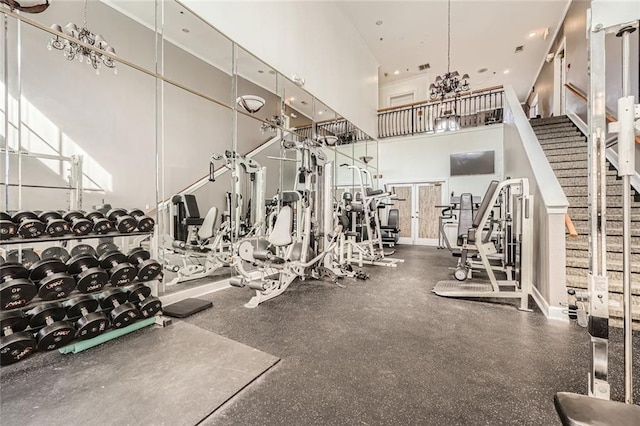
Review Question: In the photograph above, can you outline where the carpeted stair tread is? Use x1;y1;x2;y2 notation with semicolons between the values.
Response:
565;195;640;209
557;175;621;187
551;160;588;170
530;116;572;126
544;147;588;157
538;136;587;146
566;267;640;286
539;140;588;150
567;256;640;273
567;212;640;222
563;185;636;197
566;249;640;264
566;238;640;254
537;131;584;140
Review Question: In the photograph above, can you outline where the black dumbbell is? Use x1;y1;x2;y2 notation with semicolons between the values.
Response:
128;248;162;282
99;289;139;329
41;246;71;263
11;211;46;238
65;296;109;340
38;211;70;237
106;208;137;233
29;259;76;300
0;212;17;240
6;248;40;269
70;244;97;258
0;255;4;265
86;211;114;234
29;302;75;350
128;209;155;232
98;250;137;287
127;283;162;318
66;254;109;293
63;211;93;236
0;263;37;310
0;311;36;365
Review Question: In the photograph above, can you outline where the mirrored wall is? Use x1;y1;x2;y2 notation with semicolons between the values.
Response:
0;0;377;297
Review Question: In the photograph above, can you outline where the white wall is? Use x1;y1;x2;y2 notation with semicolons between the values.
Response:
379;74;432;109
182;0;380;139
378;125;504;197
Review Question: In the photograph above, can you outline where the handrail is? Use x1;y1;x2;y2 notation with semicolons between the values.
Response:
565;213;578;237
377;85;504;113
564;82;640;144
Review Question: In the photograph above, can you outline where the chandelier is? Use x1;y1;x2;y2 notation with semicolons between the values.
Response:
47;0;116;74
429;0;469;99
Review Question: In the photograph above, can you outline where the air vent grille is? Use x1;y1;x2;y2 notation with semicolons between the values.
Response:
515;45;524;53
418;63;431;71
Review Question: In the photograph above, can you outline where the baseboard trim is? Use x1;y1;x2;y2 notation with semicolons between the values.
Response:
532;285;568;322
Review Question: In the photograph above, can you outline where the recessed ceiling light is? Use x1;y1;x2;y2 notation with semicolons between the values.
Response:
376;20;383;26
394;70;400;75
503;69;510;74
528;32;536;38
289;97;295;102
318;111;323;115
181;28;190;33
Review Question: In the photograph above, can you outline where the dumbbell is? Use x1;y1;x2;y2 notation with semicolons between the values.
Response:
71;244;97;258
65;296;109;340
128;209;155;232
38;211;70;237
127;283;162;318
0;263;37;310
29;302;75;350
63;211;93;236
66;253;109;293
41;246;71;263
0;311;36;365
128;248;162;282
86;211;114;234
0;212;17;240
98;249;137;287
106;208;137;233
29;258;76;300
6;248;40;269
11;211;46;238
99;289;139;329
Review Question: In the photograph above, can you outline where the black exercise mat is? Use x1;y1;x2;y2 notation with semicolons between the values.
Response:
0;322;279;426
163;298;213;318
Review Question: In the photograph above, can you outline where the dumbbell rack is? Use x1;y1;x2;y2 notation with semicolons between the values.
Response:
1;229;162;366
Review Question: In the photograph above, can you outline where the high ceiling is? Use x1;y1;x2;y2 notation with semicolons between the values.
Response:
336;0;572;100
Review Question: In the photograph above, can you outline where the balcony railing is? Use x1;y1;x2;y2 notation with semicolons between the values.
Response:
294;119;371;144
377;85;504;139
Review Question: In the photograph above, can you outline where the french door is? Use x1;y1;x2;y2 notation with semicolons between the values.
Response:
388;182;444;246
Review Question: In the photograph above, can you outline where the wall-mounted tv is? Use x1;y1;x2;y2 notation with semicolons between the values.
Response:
450;150;495;176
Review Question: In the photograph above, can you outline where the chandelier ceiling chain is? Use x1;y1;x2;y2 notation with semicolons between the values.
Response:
47;0;117;74
430;0;470;100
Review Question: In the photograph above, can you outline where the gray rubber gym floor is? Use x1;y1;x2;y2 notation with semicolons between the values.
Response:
2;245;639;425
187;245;640;425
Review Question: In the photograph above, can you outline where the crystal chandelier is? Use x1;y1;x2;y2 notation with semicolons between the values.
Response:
429;0;469;99
47;0;116;74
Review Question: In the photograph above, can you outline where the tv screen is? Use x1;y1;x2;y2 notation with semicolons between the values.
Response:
450;151;495;176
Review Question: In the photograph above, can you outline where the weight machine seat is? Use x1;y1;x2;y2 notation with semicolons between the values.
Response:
554;392;640;426
366;188;384;197
467;180;499;244
268;206;293;247
456;193;474;246
197;207;218;241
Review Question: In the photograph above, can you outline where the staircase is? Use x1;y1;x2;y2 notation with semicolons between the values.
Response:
530;116;640;327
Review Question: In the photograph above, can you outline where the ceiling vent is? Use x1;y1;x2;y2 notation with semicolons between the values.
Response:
515;45;524;53
418;63;431;71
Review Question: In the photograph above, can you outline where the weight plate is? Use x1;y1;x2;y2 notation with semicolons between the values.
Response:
127;283;151;302
70;244;97;258
0;255;4;265
109;263;137;287
44;219;70;237
138;297;162;318
110;303;139;329
16;219;46;239
0;212;11;220
0;263;29;281
99;251;126;269
116;217;137;233
0;279;37;310
0;310;30;331
29;259;66;282
0;220;17;240
0;332;36;365
135;217;154;232
41;247;71;263
36;321;75;350
68;217;93;236
96;242;119;258
137;260;162;281
99;289;128;309
66;296;99;318
7;250;41;269
92;218;113;234
29;303;66;328
128;247;150;263
75;269;108;293
75;312;108;340
63;211;84;221
38;273;76;300
12;211;38;222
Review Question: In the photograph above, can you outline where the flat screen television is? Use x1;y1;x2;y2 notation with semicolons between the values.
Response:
450;150;495;176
